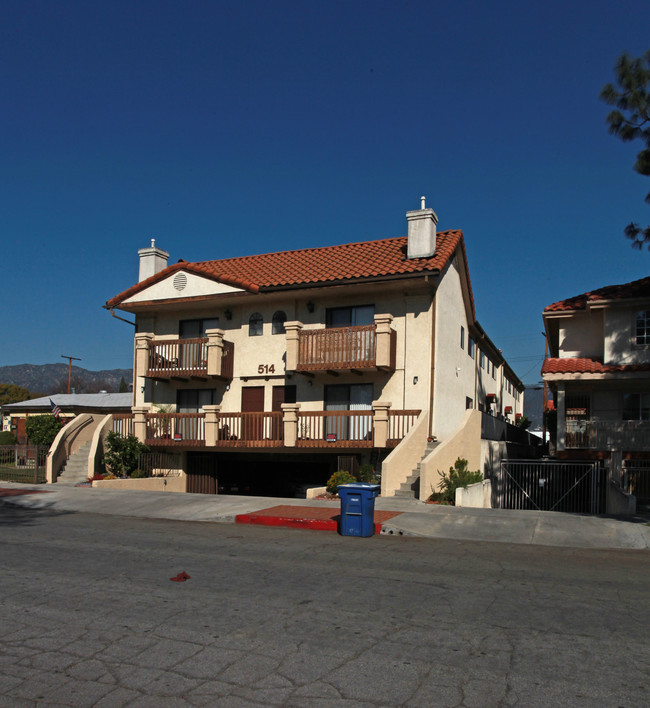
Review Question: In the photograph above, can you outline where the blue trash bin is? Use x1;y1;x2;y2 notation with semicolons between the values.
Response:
338;483;380;537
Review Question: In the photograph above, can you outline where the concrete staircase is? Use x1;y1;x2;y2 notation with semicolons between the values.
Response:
57;442;91;485
393;440;438;499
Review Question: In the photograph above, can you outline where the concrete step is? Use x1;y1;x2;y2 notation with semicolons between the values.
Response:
58;443;92;485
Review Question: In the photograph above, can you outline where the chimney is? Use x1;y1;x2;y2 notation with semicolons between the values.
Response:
406;196;438;259
138;239;170;282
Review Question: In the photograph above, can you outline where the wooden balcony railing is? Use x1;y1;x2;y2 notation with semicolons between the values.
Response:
387;410;421;445
113;408;420;449
297;325;379;371
146;413;206;447
146;337;234;380
565;419;650;451
296;411;375;447
211;412;284;448
112;413;134;437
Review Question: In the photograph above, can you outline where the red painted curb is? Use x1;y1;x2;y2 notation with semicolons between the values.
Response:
235;513;382;534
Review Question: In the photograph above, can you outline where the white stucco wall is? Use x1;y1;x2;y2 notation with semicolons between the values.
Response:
558;313;603;359
431;258;475;440
124;271;244;303
604;307;650;365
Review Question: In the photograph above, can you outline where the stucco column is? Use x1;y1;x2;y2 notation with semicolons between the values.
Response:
556;383;566;451
132;406;148;444
372;401;392;448
203;405;222;447
205;329;225;377
374;314;394;370
284;321;303;372
281;403;301;447
135;333;153;375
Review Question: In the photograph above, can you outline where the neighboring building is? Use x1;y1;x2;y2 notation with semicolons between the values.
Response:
105;199;524;496
542;276;650;507
2;393;133;444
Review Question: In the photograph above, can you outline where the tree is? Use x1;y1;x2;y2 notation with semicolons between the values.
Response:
119;377;128;393
0;384;33;406
25;415;63;447
600;50;650;248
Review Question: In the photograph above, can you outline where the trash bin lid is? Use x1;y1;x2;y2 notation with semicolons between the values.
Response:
338;483;380;491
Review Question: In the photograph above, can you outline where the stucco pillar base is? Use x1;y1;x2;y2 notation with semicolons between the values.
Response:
203;405;222;446
284;321;303;372
282;403;301;447
132;406;149;444
372;401;391;448
205;329;225;377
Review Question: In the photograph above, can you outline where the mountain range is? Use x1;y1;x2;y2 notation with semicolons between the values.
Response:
0;364;133;395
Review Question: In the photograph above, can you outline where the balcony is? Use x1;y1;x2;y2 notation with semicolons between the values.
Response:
136;331;234;381
565;419;650;451
114;407;420;449
286;315;397;374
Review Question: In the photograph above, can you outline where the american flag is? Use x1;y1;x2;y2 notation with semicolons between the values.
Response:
50;399;62;419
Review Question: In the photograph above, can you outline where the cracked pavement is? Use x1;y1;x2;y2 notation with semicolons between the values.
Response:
1;506;648;707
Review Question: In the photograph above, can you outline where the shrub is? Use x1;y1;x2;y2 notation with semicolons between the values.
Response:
130;469;148;479
436;458;482;504
103;431;149;478
356;463;375;483
25;415;63;447
515;415;532;430
326;469;356;494
0;431;17;445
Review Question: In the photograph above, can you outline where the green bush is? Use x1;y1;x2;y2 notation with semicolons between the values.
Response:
130;469;148;479
515;415;532;430
103;431;149;478
25;415;63;447
436;457;482;504
0;431;17;445
356;463;375;483
326;469;356;494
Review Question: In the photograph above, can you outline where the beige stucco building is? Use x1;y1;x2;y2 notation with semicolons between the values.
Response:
104;199;524;498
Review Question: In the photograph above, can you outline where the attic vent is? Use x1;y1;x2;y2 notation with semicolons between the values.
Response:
173;273;187;291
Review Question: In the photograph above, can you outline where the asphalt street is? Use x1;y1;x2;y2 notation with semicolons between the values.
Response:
1;506;649;707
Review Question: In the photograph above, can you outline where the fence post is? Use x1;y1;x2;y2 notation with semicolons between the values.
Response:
132;407;148;443
205;329;224;376
374;314;394;369
372;401;391;448
284;322;303;371
281;403;301;447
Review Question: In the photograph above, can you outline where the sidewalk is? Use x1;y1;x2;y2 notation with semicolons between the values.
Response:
1;482;649;550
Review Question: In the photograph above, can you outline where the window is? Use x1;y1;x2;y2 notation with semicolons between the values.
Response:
177;389;215;412
635;311;650;345
249;312;263;336
468;337;475;359
460;326;465;349
272;310;287;335
179;317;219;338
326;305;374;328
480;351;485;369
324;383;373;441
623;393;650;421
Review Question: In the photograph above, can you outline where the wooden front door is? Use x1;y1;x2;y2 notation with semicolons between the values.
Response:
272;386;296;439
241;387;265;441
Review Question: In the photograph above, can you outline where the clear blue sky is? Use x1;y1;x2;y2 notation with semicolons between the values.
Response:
2;0;649;385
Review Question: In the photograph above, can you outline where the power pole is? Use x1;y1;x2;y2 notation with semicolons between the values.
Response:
61;355;82;394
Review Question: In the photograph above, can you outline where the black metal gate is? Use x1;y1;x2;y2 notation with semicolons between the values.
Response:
0;445;47;484
186;452;218;494
496;460;606;514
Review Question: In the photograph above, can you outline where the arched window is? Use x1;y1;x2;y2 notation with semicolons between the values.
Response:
272;310;287;335
249;312;263;337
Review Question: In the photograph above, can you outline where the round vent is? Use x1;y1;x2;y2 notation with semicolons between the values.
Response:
173;273;187;291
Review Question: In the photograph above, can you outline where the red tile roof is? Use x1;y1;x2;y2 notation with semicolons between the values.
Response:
106;230;473;312
542;357;650;374
544;275;650;312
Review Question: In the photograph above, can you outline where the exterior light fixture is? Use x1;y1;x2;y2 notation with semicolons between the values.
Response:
224;309;232;320
307;301;315;313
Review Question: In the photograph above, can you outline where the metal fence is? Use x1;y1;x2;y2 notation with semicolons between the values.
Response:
138;452;183;477
622;459;650;506
0;445;48;484
495;459;606;514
